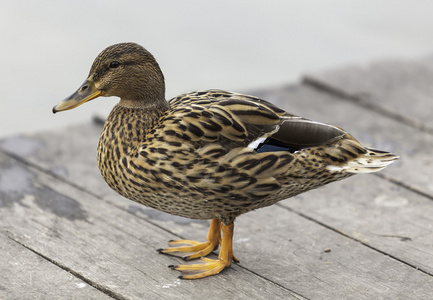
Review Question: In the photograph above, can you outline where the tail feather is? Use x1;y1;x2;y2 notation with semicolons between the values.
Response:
327;147;398;173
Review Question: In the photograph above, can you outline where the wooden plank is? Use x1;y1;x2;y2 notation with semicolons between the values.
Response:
303;59;433;132
1;149;432;299
234;204;433;299
0;234;113;299
0;130;433;299
145;192;433;299
281;174;433;273
0;152;302;300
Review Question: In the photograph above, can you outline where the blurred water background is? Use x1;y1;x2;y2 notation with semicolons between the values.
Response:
1;0;433;137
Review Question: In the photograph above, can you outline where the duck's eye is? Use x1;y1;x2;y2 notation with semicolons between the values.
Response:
109;61;120;68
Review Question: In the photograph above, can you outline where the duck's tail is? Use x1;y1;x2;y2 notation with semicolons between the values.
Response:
328;147;398;174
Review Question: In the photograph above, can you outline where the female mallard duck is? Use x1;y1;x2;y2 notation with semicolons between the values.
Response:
53;42;397;279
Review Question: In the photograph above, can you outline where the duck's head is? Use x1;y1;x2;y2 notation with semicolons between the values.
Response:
53;42;165;113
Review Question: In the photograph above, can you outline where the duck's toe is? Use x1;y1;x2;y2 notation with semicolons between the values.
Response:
170;257;232;279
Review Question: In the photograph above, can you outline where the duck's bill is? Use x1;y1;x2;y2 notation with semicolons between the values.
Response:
52;78;103;113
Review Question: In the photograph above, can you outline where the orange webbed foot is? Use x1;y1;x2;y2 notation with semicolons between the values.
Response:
158;220;238;279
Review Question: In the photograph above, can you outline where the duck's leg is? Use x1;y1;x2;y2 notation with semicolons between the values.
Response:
158;219;222;260
169;222;238;279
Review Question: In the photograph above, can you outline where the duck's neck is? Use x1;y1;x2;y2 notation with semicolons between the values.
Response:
114;98;169;133
99;99;169;159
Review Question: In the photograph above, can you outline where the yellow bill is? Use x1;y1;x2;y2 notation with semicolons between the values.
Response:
53;76;104;113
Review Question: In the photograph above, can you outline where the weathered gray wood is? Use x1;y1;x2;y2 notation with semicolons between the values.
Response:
0;234;113;300
303;59;433;132
0;152;302;300
235;203;433;299
281;174;433;273
134;192;433;299
1;59;433;298
1;127;432;298
2;150;432;299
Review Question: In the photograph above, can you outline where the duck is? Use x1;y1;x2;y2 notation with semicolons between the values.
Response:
53;42;398;279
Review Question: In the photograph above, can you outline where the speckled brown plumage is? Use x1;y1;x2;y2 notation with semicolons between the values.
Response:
53;42;398;279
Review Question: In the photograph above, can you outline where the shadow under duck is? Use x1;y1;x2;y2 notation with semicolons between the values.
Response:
53;42;398;279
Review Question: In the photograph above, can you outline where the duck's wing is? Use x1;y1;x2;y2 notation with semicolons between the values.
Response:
167;89;346;153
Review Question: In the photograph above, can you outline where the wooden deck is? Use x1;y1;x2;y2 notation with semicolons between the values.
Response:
1;58;433;299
